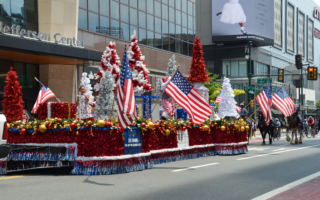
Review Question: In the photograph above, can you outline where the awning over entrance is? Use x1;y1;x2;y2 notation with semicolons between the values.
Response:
0;34;102;65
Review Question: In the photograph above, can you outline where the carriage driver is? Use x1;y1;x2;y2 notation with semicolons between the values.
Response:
239;103;248;119
308;116;315;136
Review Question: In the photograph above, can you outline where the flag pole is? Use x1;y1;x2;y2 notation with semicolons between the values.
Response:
231;101;252;121
147;65;180;120
34;77;61;102
109;44;127;120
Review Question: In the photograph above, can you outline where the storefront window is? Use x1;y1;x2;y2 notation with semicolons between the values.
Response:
223;60;247;78
254;62;269;76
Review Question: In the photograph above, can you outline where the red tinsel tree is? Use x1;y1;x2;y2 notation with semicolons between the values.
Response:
2;67;24;123
94;41;120;93
127;31;154;94
187;36;210;84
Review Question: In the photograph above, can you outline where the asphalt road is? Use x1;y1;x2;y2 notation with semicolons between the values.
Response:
1;135;320;200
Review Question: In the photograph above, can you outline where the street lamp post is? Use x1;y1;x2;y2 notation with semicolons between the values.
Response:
245;41;252;115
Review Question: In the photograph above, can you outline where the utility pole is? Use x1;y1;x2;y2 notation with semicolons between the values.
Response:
247;41;252;115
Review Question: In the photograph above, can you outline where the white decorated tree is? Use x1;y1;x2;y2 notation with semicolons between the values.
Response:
94;71;117;120
217;77;238;119
80;72;94;104
155;54;177;96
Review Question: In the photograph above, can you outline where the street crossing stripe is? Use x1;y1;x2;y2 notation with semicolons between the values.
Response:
171;163;219;172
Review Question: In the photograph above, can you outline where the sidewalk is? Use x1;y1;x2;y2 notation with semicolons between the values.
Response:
249;130;288;143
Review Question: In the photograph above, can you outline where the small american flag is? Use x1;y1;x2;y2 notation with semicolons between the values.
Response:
273;87;296;117
32;86;56;113
256;84;272;125
215;90;222;103
117;49;136;128
235;105;241;112
165;70;212;124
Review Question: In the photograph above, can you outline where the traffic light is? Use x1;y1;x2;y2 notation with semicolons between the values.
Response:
308;67;315;80
313;67;318;80
278;69;284;82
251;100;254;107
295;55;302;69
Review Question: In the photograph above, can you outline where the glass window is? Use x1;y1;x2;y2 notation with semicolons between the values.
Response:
222;61;229;77
188;44;193;56
155;33;162;49
89;12;99;32
182;0;187;13
155;1;161;17
298;12;305;57
121;0;129;4
121;4;129;23
188;15;193;30
139;28;147;45
308;19;314;61
193;2;195;16
182;13;187;27
188;1;193;15
138;0;145;11
100;0;109;16
231;61;239;77
287;3;294;53
163;35;169;51
169;0;175;7
121;22;130;41
239;61;247;77
254;62;269;76
139;11;146;28
130;0;137;8
271;66;277;81
79;0;87;9
100;16;110;35
170;37;175;52
155;17;161;33
111;19;120;38
110;0;120;20
162;19;168;35
162;0;168;4
147;0;153;14
130;8;138;26
182;42;188;55
147;31;154;47
169;7;174;22
194;17;195;30
176;10;181;25
176;25;181;39
11;0;24;20
147;14;154;31
130;25;138;38
188;29;193;43
274;0;282;47
175;39;181;54
88;0;98;13
78;9;88;29
176;0;181;10
182;27;188;41
169;22;175;37
162;4;168;20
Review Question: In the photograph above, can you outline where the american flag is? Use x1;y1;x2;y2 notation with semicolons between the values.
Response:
256;84;272;125
272;87;296;117
215;90;222;103
235;105;241;112
31;86;56;113
165;70;212;124
116;49;136;128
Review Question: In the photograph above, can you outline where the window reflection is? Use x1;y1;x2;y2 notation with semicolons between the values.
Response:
88;0;98;13
176;0;181;10
176;25;181;39
169;22;175;37
162;0;168;4
89;12;99;33
169;7;174;22
176;10;181;25
188;15;193;30
147;31;154;47
188;44;193;56
155;1;161;18
182;0;187;13
78;8;88;29
110;0;119;20
120;0;129;4
100;0;109;16
130;25;138;37
182;42;188;55
147;0;153;14
139;28;147;45
169;0;174;7
182;13;187;27
79;0;87;9
138;0;145;11
188;29;193;43
11;0;24;20
162;19;168;35
130;8;138;26
139;11;146;28
147;14;154;31
111;19;121;38
155;17;161;33
188;1;193;15
155;33;162;49
121;4;129;23
182;27;188;41
100;16;110;35
130;0;137;8
163;35;169;51
170;38;175;52
175;39;181;54
121;22;130;41
162;4;168;20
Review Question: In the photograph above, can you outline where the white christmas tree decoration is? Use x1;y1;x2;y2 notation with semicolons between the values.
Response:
80;72;94;104
94;42;120;92
166;54;177;77
217;77;238;119
94;71;117;120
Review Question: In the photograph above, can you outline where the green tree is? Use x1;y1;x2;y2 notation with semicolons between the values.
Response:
202;70;221;104
316;100;320;109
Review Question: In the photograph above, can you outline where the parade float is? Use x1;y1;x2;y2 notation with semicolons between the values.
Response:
0;34;249;175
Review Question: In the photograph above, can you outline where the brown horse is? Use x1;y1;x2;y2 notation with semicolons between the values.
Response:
286;116;303;144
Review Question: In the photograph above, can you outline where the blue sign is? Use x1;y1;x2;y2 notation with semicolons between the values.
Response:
124;127;142;155
231;85;278;92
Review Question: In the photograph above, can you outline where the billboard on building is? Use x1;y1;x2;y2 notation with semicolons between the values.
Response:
212;0;274;45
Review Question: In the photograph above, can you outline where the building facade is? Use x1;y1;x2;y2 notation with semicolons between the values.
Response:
0;0;196;115
197;0;320;119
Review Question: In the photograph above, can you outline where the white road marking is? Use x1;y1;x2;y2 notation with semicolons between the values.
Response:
248;148;257;150
255;148;270;151
252;171;320;200
273;148;285;151
237;144;320;161
171;163;219;172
